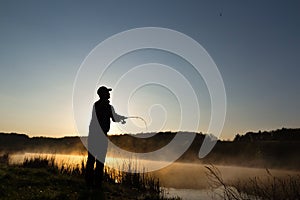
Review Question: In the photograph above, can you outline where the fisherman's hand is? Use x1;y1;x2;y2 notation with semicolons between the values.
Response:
120;116;127;124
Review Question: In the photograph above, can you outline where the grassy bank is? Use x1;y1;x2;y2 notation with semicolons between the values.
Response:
0;153;180;200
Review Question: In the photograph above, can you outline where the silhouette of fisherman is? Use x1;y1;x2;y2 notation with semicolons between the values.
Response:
85;86;126;187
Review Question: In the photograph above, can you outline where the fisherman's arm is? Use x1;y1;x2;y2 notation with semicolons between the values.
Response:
110;106;127;123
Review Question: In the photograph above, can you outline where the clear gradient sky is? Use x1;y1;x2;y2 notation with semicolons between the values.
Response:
0;0;299;139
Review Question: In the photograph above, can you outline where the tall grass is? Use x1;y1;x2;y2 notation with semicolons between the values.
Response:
21;155;83;176
103;159;160;192
0;153;9;165
205;164;300;200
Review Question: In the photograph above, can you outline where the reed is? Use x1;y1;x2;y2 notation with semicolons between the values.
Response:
205;164;300;200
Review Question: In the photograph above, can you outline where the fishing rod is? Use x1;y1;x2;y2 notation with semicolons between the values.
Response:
120;116;148;131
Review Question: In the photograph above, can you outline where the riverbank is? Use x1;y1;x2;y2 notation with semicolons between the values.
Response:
0;154;180;200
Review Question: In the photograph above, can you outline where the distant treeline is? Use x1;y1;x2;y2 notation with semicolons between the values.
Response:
1;128;300;169
202;128;300;169
234;128;300;142
0;133;86;154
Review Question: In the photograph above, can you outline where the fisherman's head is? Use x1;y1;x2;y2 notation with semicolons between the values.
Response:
97;86;111;100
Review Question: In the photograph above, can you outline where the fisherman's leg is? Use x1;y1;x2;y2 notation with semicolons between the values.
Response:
95;159;105;187
94;149;107;187
95;136;108;187
85;151;96;187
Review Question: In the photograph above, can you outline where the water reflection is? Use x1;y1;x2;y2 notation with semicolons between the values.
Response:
9;153;87;169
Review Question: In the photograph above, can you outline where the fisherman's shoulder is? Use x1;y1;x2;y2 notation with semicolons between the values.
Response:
95;100;111;107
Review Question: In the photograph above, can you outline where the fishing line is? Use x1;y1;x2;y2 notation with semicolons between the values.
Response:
125;116;148;131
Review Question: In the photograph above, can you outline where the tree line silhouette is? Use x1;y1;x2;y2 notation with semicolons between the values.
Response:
234;128;300;142
1;128;299;169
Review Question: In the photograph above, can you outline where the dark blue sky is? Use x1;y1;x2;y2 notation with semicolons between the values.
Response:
0;0;299;139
